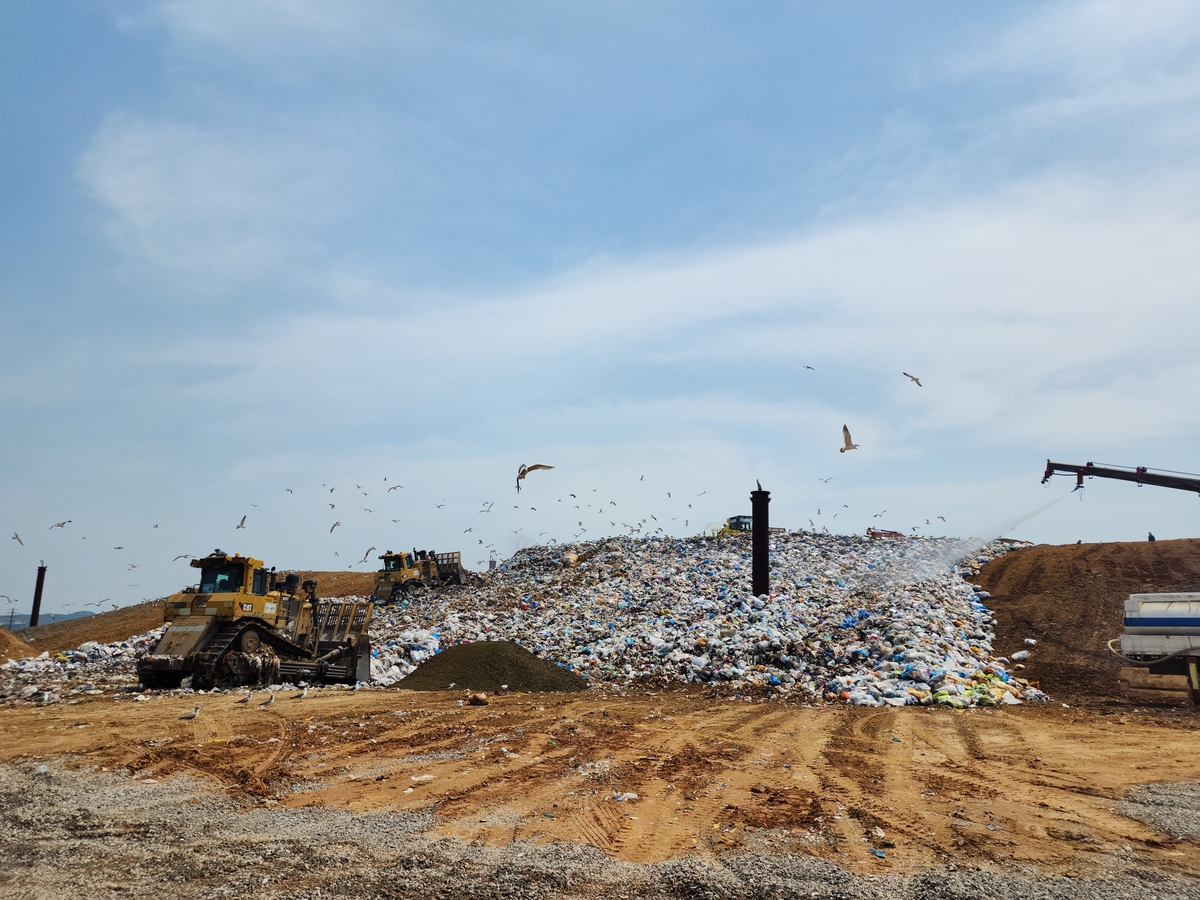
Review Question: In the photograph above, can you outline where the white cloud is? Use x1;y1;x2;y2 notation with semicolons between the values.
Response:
949;0;1200;128
77;112;376;288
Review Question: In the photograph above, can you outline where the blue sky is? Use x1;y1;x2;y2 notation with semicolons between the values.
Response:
4;1;1200;615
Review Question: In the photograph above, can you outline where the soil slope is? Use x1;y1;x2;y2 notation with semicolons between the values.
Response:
0;627;35;661
979;538;1200;704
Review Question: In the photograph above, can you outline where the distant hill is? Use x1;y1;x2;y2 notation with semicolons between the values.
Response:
2;610;93;631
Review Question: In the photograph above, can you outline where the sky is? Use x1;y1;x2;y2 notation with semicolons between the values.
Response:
4;0;1200;615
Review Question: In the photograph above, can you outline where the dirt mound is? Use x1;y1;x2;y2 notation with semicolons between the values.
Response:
295;570;378;598
16;598;167;655
397;640;588;693
0;627;35;660
978;538;1200;704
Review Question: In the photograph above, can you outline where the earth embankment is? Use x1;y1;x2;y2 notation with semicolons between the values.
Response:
978;538;1200;704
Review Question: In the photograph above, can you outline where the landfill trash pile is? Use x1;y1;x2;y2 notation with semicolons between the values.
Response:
0;532;1047;708
369;532;1048;706
397;639;588;693
0;627;164;705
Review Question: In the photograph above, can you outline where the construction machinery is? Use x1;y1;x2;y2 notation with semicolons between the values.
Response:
1042;460;1200;495
137;550;373;690
1041;460;1200;703
704;516;786;538
373;549;466;603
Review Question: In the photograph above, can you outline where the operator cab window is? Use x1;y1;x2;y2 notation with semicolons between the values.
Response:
200;565;243;593
252;568;267;595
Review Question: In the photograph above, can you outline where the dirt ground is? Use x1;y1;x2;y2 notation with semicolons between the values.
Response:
1;689;1198;897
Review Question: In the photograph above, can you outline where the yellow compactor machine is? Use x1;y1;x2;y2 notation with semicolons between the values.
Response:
373;549;466;602
137;549;373;690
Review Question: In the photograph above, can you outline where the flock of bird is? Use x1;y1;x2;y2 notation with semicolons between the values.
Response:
179;684;316;718
6;372;949;609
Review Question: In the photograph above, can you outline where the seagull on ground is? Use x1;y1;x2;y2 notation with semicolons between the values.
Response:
236;692;252;704
261;693;275;706
516;463;554;493
180;705;200;720
903;372;922;387
840;425;860;453
292;687;308;699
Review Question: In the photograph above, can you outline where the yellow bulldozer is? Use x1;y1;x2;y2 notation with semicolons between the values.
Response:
136;549;373;690
373;549;467;603
704;516;786;538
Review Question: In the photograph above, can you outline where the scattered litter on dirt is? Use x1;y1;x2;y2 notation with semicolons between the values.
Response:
397;640;587;692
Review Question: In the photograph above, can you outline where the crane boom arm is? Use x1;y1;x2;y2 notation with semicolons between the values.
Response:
1042;460;1200;495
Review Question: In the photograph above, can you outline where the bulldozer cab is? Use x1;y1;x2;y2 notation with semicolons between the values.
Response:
381;552;415;573
193;550;272;595
726;516;753;533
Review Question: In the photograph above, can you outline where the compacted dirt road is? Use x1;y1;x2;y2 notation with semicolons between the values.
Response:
1;687;1198;898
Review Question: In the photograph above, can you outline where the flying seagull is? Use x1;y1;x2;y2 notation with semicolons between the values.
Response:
50;521;71;529
286;488;293;493
180;705;200;720
819;477;833;483
329;503;336;509
840;425;860;453
903;372;922;387
387;485;403;492
330;521;341;533
11;533;21;546
516;463;554;493
938;515;946;522
357;547;376;565
236;515;246;529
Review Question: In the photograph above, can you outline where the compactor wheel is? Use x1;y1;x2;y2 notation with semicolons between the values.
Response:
239;628;262;653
